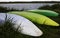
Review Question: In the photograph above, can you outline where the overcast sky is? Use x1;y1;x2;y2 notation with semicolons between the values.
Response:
0;3;56;10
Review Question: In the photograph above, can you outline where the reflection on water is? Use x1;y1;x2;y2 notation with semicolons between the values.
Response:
0;3;55;10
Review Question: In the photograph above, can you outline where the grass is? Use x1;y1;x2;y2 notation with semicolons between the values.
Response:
0;4;60;38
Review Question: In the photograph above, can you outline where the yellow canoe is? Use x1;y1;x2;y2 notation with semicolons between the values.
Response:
8;11;59;26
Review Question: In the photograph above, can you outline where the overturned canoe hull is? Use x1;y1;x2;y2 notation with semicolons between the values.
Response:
0;13;43;36
27;10;59;16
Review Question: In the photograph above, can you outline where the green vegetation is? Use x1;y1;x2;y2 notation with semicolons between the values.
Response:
38;4;60;14
0;4;60;38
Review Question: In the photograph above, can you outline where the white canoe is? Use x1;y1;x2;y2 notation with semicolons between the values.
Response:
0;13;43;37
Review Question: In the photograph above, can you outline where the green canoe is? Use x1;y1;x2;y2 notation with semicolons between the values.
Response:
8;11;59;26
27;10;59;16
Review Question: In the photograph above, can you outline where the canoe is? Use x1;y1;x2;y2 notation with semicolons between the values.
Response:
0;13;43;36
8;11;59;26
27;9;59;16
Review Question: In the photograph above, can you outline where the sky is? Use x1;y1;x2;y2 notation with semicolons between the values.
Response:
0;3;56;10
